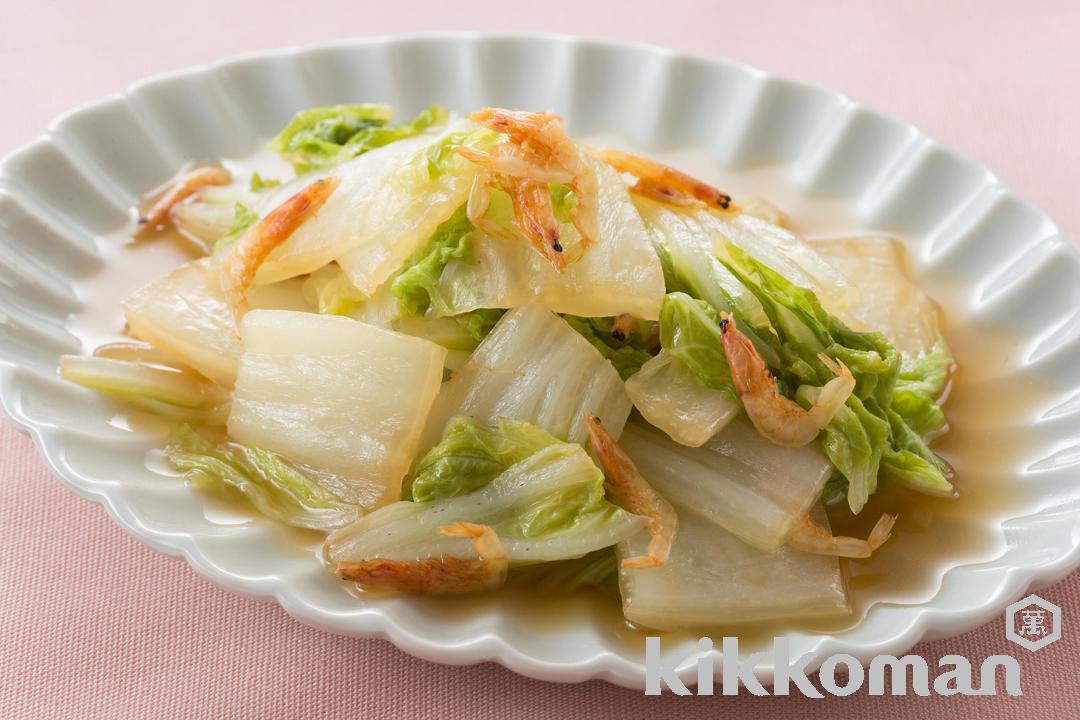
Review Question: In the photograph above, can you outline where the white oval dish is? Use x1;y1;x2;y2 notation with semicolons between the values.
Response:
2;33;1080;689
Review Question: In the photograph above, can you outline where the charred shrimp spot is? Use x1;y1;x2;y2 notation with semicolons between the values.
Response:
610;313;634;342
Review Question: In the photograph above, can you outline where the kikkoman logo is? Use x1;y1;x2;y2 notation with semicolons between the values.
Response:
644;593;1062;697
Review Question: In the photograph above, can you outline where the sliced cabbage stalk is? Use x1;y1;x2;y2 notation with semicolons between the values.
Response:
324;439;648;580
166;426;361;531
809;236;945;357
252;120;488;292
123;259;313;388
435;158;666;319
618;504;849;630
419;303;632;451
123;259;241;388
227;310;446;508
618;419;833;551
59;352;229;425
625;352;740;447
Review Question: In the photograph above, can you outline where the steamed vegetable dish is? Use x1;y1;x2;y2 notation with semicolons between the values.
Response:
60;104;956;630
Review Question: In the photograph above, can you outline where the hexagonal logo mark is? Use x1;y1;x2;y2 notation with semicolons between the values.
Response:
1005;594;1061;652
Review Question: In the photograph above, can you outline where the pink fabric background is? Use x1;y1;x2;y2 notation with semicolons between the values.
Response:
2;1;1079;718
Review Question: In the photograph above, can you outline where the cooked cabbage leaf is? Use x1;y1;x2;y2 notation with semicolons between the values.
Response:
59;352;229;425
619;418;833;551
250;120;492;293
166;425;360;530
391;204;474;317
270;104;448;173
122;260;313;388
171;185;258;251
405;416;561;502
419;303;632;451
453;308;505;344
434;158;666;319
302;263;368;316
624;293;741;445
324;432;647;571
123;259;242;387
228;310;447;509
619;503;848;629
514;549;619;595
561;315;655;381
720;243;953;511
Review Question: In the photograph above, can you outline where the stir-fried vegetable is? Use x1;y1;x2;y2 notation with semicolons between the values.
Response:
60;343;230;425
619;504;849;630
123;259;243;387
719;243;953;510
166;425;360;530
270;104;448;173
618;419;833;551
60;100;965;628
419;302;632;451
325;421;648;592
435;157;666;319
625;293;740;445
391;204;474;317
562;314;655;381
246;120;495;292
405;416;562;502
171;184;258;251
228;310;446;508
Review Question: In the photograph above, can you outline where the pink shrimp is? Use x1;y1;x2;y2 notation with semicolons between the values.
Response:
135;166;232;238
455;108;599;271
334;522;508;594
585;413;677;569
590;147;735;212
220;176;339;324
787;513;897;558
719;312;855;447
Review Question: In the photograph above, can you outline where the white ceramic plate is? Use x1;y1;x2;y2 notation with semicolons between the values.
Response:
2;33;1080;689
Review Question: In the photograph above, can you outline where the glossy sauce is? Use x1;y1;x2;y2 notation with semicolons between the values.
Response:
67;142;1049;656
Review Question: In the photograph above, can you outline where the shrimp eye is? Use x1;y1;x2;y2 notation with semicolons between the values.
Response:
719;317;730;333
611;329;626;342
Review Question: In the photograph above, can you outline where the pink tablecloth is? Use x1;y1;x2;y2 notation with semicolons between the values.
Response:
2;2;1079;718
